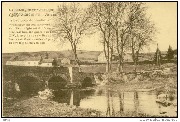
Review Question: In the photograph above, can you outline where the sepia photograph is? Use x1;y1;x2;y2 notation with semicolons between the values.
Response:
1;1;177;118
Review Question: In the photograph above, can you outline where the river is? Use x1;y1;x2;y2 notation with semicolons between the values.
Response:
50;87;177;117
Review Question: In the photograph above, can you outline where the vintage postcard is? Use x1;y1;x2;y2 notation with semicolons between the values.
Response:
1;1;177;118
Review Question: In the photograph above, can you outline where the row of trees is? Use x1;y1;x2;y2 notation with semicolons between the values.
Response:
154;45;177;67
52;2;156;73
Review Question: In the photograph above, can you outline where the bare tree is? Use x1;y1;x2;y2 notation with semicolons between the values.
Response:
88;2;156;74
89;2;130;73
89;2;115;73
127;2;156;72
110;2;129;73
53;3;91;64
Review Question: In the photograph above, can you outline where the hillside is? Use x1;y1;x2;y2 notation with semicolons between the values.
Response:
2;50;102;64
3;49;176;65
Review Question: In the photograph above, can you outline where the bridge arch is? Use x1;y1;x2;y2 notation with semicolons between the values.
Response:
48;75;68;90
18;73;42;82
80;77;94;88
17;76;44;95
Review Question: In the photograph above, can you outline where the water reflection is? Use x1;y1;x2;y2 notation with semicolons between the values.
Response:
106;90;115;117
119;92;124;114
52;89;95;106
134;91;139;115
50;88;177;117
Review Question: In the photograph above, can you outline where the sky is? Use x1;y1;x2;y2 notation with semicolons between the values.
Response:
2;2;177;53
146;2;177;52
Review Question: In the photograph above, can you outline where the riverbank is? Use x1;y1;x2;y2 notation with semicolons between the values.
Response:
3;96;174;117
3;63;177;117
107;75;177;92
3;97;102;117
3;75;177;117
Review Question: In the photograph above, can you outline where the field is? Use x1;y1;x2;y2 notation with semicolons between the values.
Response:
80;62;177;73
2;50;101;65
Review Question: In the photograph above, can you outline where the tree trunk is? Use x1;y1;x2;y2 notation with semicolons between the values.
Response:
121;49;124;73
135;51;140;73
117;54;123;73
116;30;123;73
110;47;113;71
117;54;121;72
103;40;110;73
119;57;123;73
107;40;110;73
134;60;137;73
118;64;123;73
71;42;79;66
131;37;137;73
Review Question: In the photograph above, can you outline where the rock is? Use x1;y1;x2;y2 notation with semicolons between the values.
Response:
15;83;20;92
38;89;54;100
69;105;76;109
160;111;167;114
91;112;96;116
158;94;168;99
157;94;168;103
152;69;163;76
163;68;171;74
94;75;102;85
122;74;128;82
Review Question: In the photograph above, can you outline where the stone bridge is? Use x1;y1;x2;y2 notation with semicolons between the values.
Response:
3;65;96;92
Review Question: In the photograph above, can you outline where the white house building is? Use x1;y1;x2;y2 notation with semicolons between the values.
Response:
61;58;76;65
6;55;56;67
61;58;71;64
39;59;53;67
97;52;107;63
6;61;23;66
123;53;133;62
97;52;133;63
6;60;40;66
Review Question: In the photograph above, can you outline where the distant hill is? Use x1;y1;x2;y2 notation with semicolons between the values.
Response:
2;49;176;65
2;50;102;65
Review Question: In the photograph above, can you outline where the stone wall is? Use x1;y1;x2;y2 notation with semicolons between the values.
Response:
71;66;96;86
3;65;96;90
3;65;71;83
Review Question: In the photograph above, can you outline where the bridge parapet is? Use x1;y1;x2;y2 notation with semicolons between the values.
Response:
3;65;96;89
3;65;71;83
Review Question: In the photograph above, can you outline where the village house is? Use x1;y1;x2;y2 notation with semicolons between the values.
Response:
5;56;57;67
138;53;154;62
6;60;40;66
39;59;54;67
61;58;77;65
123;53;133;62
25;60;40;66
6;58;59;67
97;52;107;63
6;61;25;66
97;52;133;63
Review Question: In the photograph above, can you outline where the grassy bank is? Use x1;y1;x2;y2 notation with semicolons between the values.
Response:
3;97;102;117
3;96;173;117
107;75;177;92
80;63;177;73
3;95;175;117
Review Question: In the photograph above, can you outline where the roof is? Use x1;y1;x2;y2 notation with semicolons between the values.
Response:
41;59;54;63
8;56;40;61
24;57;40;61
